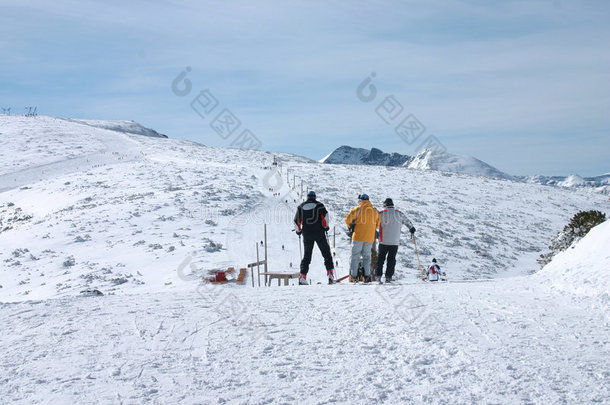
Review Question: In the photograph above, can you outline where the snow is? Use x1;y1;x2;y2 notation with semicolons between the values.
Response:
535;220;610;298
320;145;374;165
321;146;609;194
406;149;512;180
1;115;609;403
320;145;409;166
1;279;608;403
522;173;610;195
67;118;168;138
557;174;586;188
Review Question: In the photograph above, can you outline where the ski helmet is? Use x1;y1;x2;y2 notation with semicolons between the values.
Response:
359;193;369;201
432;258;437;263
383;198;394;207
307;190;316;199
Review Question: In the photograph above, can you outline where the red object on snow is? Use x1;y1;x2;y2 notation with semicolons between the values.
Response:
215;271;227;282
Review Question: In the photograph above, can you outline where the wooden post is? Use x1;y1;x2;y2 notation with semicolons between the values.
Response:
264;223;268;275
256;243;261;287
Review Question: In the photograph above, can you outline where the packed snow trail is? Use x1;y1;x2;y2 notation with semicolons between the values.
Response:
0;117;144;192
0;277;606;404
222;164;356;285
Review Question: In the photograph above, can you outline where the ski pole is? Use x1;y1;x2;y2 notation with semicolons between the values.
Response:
298;233;302;262
412;234;424;280
324;229;331;248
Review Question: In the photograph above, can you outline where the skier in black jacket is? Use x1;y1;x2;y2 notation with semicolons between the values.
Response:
294;191;335;285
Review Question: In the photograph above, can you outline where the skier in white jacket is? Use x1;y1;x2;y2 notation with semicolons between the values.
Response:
427;258;441;281
375;198;415;283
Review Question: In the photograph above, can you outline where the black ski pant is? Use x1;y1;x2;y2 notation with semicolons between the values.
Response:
300;232;334;275
376;244;398;279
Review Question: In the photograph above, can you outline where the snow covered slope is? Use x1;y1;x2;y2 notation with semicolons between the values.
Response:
405;148;513;179
322;146;609;193
1;115;609;302
67;118;168;138
321;145;510;179
535;219;609;298
1;274;608;404
522;173;610;194
320;145;409;166
1;115;609;404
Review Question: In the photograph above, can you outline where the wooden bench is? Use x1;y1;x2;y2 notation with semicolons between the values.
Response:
259;272;300;286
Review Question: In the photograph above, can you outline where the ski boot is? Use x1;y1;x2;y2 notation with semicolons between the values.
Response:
327;269;336;284
299;274;308;286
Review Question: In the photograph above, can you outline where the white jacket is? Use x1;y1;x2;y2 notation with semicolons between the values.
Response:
378;207;413;246
427;264;441;281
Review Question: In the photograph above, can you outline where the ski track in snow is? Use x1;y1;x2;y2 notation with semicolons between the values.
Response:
0;116;609;403
1;281;607;404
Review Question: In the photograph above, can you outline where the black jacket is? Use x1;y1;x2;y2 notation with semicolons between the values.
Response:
294;198;329;238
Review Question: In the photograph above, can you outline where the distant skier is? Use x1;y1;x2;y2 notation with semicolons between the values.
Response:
345;194;380;283
427;258;441;282
294;191;335;285
376;198;415;283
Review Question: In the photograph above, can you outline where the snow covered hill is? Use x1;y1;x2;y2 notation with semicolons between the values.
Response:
1;115;609;403
320;145;409;166
405;148;513;180
67;118;168;138
1;115;609;302
535;219;610;298
522;173;610;194
321;145;511;179
321;145;609;193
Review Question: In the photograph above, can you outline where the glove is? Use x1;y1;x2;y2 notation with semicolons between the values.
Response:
324;226;330;232
409;227;416;235
295;230;302;236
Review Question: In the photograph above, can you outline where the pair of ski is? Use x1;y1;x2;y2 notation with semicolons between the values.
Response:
334;275;396;284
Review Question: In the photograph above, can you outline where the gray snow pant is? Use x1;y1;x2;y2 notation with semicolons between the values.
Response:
350;240;373;277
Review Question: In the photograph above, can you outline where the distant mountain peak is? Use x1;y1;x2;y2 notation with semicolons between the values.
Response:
406;148;513;180
320;145;511;179
319;145;409;167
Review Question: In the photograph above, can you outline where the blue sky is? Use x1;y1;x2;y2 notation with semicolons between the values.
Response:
1;0;609;176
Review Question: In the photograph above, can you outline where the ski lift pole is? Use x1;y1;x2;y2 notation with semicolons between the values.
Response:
412;234;424;280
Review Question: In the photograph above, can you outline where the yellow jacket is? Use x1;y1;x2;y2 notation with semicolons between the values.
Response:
345;200;380;243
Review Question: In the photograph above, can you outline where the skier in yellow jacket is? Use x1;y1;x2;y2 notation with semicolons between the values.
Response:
344;194;380;282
